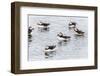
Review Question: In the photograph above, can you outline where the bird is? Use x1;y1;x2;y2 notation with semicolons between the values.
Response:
68;22;77;28
44;45;56;57
37;22;50;31
57;32;71;41
37;21;50;28
28;26;34;38
28;26;34;34
73;27;84;36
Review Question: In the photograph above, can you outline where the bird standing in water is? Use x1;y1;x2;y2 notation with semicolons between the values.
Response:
44;45;56;57
57;32;71;42
73;27;84;36
37;21;50;31
28;26;34;38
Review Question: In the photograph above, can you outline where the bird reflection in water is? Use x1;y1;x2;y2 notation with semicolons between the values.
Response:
74;34;85;40
38;27;50;32
58;40;70;47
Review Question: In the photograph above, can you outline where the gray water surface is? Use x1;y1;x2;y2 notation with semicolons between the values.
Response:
28;15;88;61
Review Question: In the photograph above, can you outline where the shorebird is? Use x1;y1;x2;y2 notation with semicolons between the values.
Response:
68;22;77;28
73;27;84;36
37;22;50;28
37;22;50;31
28;26;34;38
28;26;34;33
57;32;71;41
44;45;56;57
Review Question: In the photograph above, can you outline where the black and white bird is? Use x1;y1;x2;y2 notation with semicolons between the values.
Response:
44;45;56;56
68;22;77;28
57;32;71;41
37;22;50;28
37;21;50;31
73;27;84;36
28;26;34;33
28;26;34;38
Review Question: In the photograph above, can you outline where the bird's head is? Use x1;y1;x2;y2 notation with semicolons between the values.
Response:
57;32;63;36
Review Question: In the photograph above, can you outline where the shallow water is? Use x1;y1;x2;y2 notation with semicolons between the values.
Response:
28;15;88;61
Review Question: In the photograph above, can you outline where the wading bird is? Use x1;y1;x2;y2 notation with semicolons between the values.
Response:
57;32;71;42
